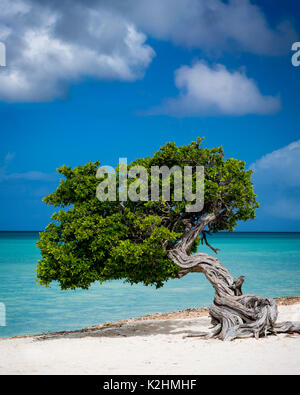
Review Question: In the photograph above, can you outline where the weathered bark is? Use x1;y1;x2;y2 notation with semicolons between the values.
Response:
167;214;300;341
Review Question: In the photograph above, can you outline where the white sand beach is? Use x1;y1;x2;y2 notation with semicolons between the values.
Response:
0;301;300;375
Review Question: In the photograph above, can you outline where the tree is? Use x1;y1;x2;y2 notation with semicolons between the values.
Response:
37;138;300;341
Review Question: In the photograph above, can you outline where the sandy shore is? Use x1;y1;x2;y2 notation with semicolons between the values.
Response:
1;298;300;375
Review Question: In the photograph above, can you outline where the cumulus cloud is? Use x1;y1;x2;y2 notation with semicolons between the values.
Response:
250;140;300;187
0;0;296;102
105;0;296;55
150;62;281;116
0;0;155;102
250;140;300;220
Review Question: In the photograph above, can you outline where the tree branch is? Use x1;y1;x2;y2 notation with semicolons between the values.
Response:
201;231;220;254
174;212;217;255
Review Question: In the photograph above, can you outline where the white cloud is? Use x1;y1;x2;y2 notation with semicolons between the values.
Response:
250;140;300;187
0;152;56;182
0;0;155;102
107;0;296;55
250;140;300;220
3;171;56;182
0;0;296;102
150;62;281;116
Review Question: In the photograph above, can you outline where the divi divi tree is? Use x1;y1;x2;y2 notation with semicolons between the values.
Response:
37;138;300;341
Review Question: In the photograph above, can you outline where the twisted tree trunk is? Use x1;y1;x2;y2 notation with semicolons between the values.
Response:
168;214;300;341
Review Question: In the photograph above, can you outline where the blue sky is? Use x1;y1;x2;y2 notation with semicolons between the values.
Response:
0;0;299;231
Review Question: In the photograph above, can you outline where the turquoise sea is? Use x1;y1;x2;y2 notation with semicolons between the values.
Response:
0;232;299;338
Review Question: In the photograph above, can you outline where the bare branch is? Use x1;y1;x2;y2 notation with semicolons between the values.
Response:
201;231;220;254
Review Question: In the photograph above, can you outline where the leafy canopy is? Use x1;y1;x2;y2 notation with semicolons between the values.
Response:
37;138;258;290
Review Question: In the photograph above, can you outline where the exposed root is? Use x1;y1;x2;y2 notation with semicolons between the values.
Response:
168;215;300;341
184;293;300;342
208;295;279;341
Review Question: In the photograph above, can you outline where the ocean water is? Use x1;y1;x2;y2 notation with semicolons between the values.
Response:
0;232;299;338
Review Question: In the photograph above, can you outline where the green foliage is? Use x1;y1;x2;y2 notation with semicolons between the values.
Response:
37;138;258;290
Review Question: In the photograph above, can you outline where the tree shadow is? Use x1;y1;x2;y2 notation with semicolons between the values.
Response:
35;317;212;342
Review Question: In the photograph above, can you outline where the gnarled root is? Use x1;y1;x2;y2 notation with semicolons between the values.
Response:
168;249;300;341
168;214;300;341
207;295;279;341
186;292;300;341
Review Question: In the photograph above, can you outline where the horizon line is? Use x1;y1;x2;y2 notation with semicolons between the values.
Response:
0;230;300;234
